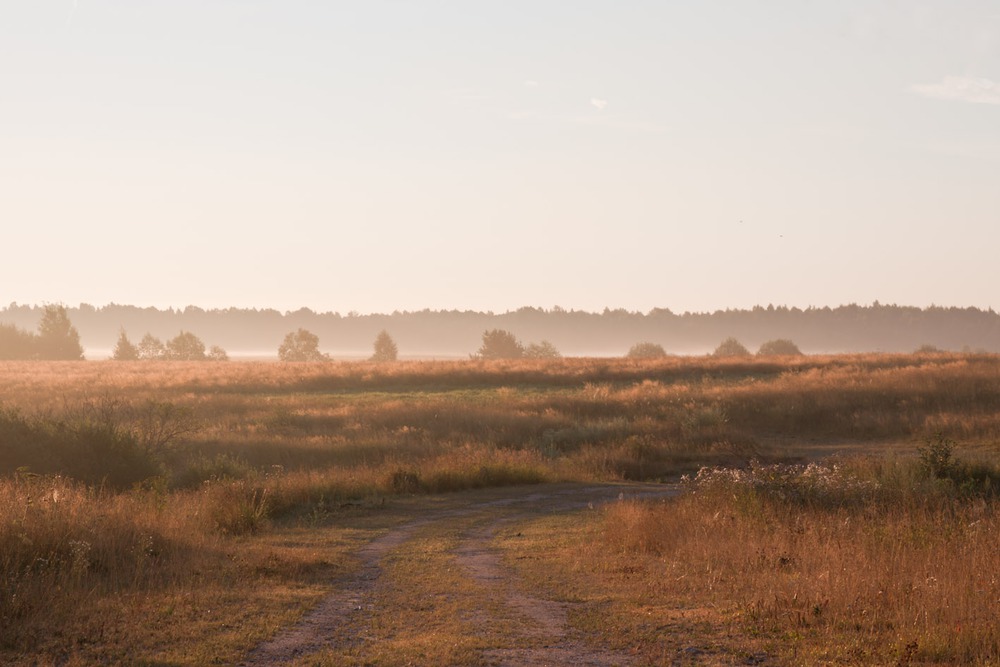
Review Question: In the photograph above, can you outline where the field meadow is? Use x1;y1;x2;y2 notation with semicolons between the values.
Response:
2;353;1000;664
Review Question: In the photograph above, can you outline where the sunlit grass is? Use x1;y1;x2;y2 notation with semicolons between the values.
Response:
583;456;1000;664
2;353;1000;661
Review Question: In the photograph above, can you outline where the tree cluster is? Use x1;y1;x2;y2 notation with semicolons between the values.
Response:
277;328;401;362
475;329;560;360
113;330;228;361
0;305;84;360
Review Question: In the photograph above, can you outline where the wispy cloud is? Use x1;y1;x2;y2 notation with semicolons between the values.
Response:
590;98;608;110
524;80;540;88
910;76;1000;105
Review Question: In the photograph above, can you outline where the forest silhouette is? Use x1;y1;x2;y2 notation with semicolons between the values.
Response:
1;302;998;358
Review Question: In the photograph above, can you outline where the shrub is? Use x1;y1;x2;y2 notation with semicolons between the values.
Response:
918;433;955;479
476;329;524;359
757;339;802;356
278;328;329;362
387;469;422;494
524;340;561;359
164;332;206;361
0;399;200;490
712;337;751;358
626;342;667;359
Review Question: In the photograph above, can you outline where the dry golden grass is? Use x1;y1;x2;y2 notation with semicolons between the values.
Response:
509;457;1000;665
2;353;1000;662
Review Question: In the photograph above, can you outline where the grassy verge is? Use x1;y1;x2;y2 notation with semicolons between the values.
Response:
501;449;1000;665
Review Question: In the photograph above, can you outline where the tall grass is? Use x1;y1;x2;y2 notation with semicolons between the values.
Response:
0;473;218;651
2;354;1000;659
599;456;1000;664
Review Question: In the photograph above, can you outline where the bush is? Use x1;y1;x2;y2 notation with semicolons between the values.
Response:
712;337;751;358
626;342;668;359
757;339;802;356
278;329;329;362
0;399;200;490
164;332;206;361
918;433;955;479
387;469;422;494
524;340;561;359
476;329;524;359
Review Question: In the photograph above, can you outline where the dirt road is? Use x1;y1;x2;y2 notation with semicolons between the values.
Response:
241;483;678;666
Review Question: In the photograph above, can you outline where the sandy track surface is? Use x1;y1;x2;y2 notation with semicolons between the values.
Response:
241;484;677;666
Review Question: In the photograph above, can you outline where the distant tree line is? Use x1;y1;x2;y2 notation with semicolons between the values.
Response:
2;302;1000;357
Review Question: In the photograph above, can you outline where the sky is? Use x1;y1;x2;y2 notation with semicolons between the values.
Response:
2;1;998;315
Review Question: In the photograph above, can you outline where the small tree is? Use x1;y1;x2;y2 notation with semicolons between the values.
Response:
36;305;84;360
712;337;751;358
371;330;398;362
757;339;803;356
112;329;140;360
476;329;524;359
524;340;561;359
137;333;165;360
164;331;206;361
279;328;328;362
626;342;667;359
207;345;229;361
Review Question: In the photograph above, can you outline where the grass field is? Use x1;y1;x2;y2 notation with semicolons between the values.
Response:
2;353;999;664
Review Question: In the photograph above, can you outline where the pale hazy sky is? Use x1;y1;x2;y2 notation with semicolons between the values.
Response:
2;1;998;314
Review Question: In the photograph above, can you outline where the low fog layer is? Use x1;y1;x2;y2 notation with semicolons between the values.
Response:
3;303;998;359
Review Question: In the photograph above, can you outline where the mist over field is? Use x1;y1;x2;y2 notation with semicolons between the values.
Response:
2;301;999;360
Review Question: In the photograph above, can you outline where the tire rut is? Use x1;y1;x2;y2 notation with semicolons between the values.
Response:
241;484;677;666
456;486;677;667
